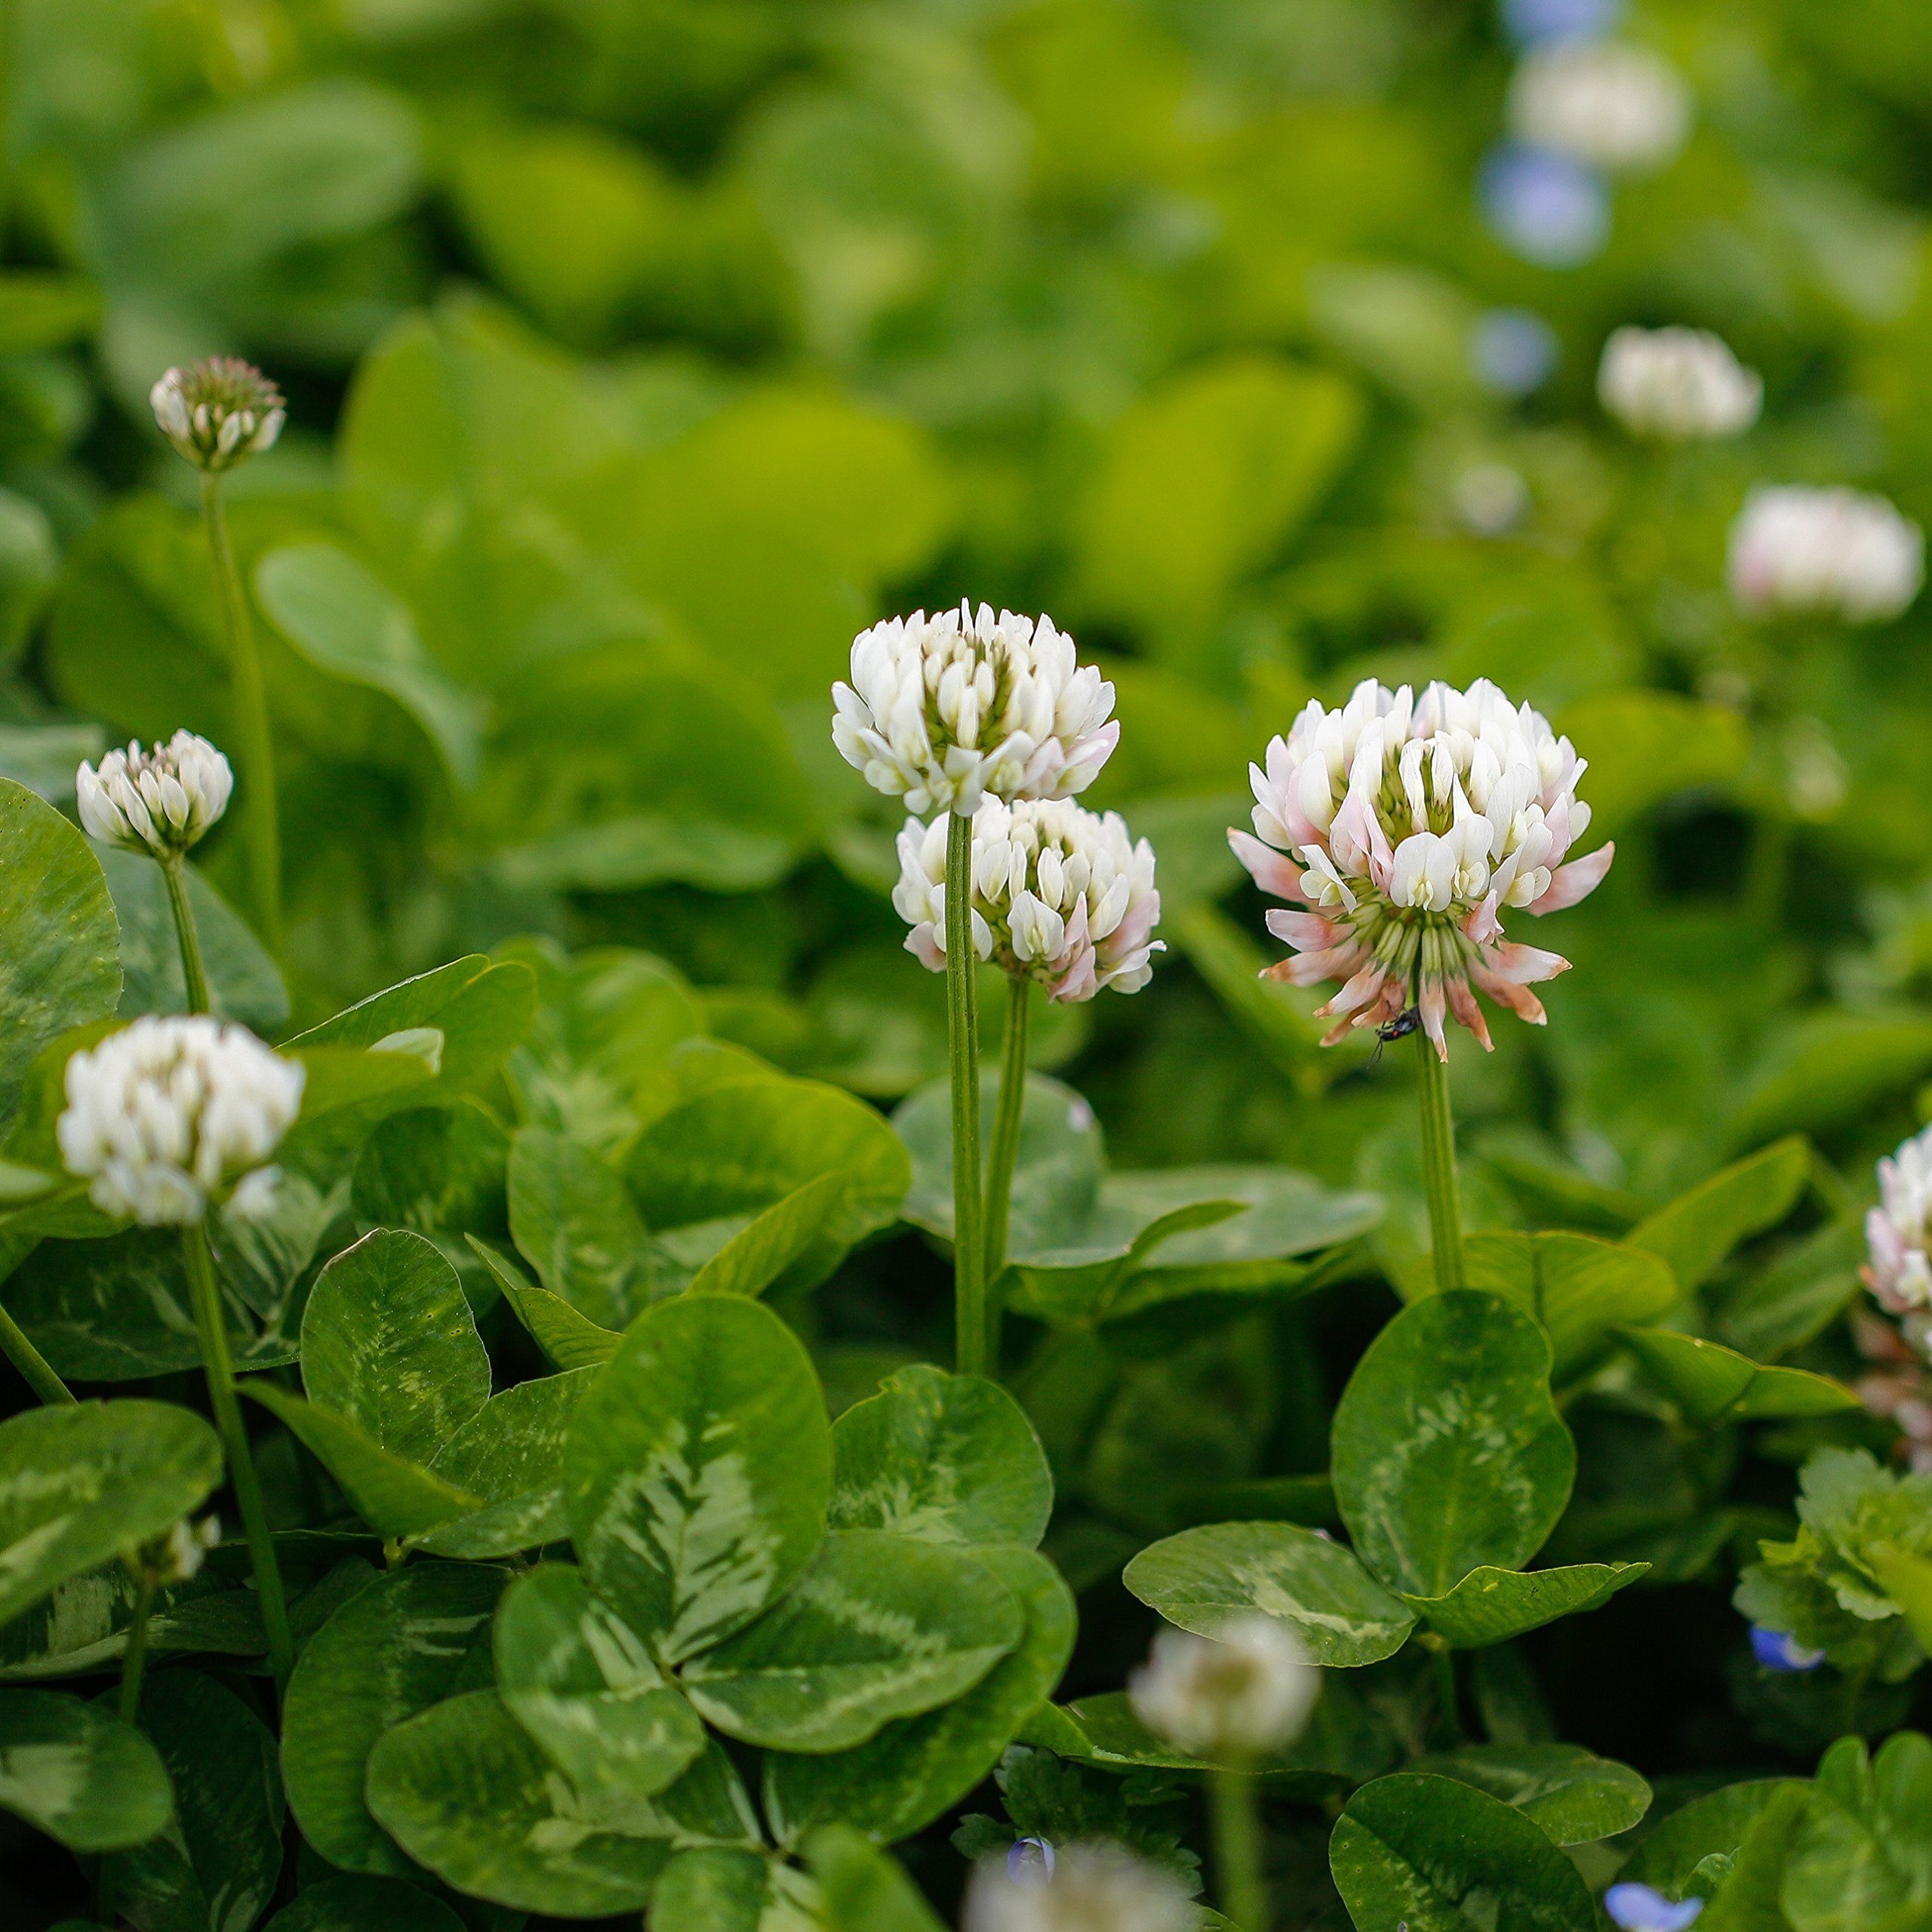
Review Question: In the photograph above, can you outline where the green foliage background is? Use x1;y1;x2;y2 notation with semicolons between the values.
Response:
8;0;1932;1925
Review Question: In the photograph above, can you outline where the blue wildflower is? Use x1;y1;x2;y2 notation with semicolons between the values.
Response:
1604;1883;1704;1932
1750;1626;1826;1672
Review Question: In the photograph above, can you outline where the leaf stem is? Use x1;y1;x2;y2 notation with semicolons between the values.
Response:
118;1571;156;1725
198;472;281;955
946;810;986;1377
1415;1033;1465;1294
1209;1767;1270;1932
981;971;1031;1372
1433;1642;1466;1745
161;854;211;1015
0;1295;75;1404
180;1221;294;1691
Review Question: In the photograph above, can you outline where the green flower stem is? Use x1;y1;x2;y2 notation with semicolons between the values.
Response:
1433;1642;1466;1745
162;854;211;1015
118;1572;156;1725
946;809;986;1377
1415;1032;1465;1294
180;1222;294;1692
0;1296;75;1405
980;971;1031;1371
198;471;281;955
1209;1767;1270;1932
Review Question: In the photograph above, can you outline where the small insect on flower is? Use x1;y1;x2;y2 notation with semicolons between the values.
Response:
892;799;1163;1001
77;732;233;860
1749;1626;1825;1674
832;603;1118;818
1598;326;1762;441
1230;678;1614;1060
150;357;285;472
57;1016;305;1228
1728;485;1925;625
963;1840;1192;1932
1128;1617;1318;1761
1368;1007;1423;1070
1604;1883;1705;1932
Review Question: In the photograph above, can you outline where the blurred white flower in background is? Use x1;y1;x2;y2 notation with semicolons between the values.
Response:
1727;485;1925;623
1509;42;1691;173
77;732;233;860
1479;144;1610;267
1864;1124;1932;1317
1230;678;1614;1059
1454;462;1532;536
57;1016;305;1226
1129;1617;1319;1759
832;603;1118;817
150;356;285;472
893;799;1162;1001
1598;326;1762;440
963;1840;1192;1932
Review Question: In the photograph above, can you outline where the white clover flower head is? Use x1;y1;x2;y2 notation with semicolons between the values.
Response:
1509;42;1691;173
1229;678;1615;1060
77;731;233;860
892;799;1163;1003
962;1840;1192;1932
1598;327;1762;441
57;1017;306;1227
1727;485;1925;625
832;603;1118;818
1128;1616;1318;1759
150;357;285;472
1864;1125;1932;1318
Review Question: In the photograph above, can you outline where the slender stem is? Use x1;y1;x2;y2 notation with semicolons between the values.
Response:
1434;1643;1466;1745
981;973;1031;1372
1209;1768;1269;1932
180;1223;294;1691
945;811;986;1377
0;1296;74;1404
161;854;211;1015
198;472;281;955
1415;1034;1465;1294
118;1573;156;1725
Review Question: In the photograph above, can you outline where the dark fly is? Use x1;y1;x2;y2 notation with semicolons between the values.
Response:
1367;1006;1422;1069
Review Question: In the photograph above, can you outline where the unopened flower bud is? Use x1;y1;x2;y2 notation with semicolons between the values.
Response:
77;732;232;860
57;1016;305;1227
1128;1616;1318;1760
963;1841;1191;1932
128;1514;222;1588
1749;1625;1824;1673
1728;485;1924;625
832;603;1118;818
150;357;285;472
1598;327;1761;441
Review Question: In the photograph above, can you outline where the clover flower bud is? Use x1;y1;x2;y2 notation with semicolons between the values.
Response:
893;799;1162;1002
832;603;1118;818
1230;677;1613;1060
1749;1626;1824;1674
1128;1617;1318;1760
128;1514;221;1589
76;732;233;860
1863;1124;1932;1318
1598;327;1762;441
57;1016;305;1227
963;1840;1192;1932
1604;1884;1704;1932
1509;42;1691;173
150;357;285;472
1728;485;1925;625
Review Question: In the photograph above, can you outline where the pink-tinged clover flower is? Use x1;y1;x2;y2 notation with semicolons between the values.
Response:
832;604;1118;818
1728;485;1924;624
1229;678;1614;1060
1864;1125;1932;1318
893;798;1162;1003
